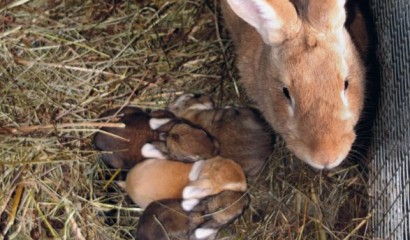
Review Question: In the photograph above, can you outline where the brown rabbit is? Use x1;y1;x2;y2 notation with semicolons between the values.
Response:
189;190;249;239
221;0;367;169
167;94;274;176
93;107;218;169
135;198;203;240
93;107;158;169
121;157;246;209
135;191;248;240
145;118;220;162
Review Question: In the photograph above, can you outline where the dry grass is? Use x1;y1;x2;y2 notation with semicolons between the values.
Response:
0;0;371;239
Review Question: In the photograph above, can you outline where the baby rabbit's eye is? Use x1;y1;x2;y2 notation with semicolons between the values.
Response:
282;87;291;102
171;134;180;141
344;79;349;91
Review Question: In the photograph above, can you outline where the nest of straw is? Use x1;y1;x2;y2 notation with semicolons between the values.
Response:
0;0;371;239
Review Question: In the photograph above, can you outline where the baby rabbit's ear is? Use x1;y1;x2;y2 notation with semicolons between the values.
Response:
141;143;166;159
189;160;205;181
149;118;172;130
194;228;218;240
226;0;300;44
181;198;200;211
306;0;347;32
182;180;213;200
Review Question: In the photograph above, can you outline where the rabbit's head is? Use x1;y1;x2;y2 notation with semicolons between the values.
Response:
147;118;220;162
165;123;219;161
224;0;365;169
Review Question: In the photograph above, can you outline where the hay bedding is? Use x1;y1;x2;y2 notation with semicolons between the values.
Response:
0;0;370;239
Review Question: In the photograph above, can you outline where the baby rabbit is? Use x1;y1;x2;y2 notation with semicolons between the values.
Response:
135;198;203;240
166;94;274;176
93;107;157;169
221;0;367;169
145;118;219;162
122;156;246;209
136;191;249;240
189;190;249;239
93;107;218;169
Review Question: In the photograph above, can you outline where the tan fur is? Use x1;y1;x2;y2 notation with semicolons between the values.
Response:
222;0;366;169
125;157;246;208
125;159;192;208
186;157;247;195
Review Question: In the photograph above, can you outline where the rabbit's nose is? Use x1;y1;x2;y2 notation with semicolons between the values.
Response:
324;155;346;169
315;152;347;170
316;152;335;166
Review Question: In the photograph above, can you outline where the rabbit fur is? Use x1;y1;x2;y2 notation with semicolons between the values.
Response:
122;157;246;209
221;0;367;169
93;107;218;169
166;93;275;176
136;191;249;240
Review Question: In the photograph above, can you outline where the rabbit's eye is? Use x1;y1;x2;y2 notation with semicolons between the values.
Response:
283;87;291;101
171;134;180;141
344;79;349;90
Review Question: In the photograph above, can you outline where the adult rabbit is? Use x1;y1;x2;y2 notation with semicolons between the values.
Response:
221;0;366;169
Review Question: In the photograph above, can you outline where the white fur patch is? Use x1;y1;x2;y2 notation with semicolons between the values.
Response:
252;0;283;35
304;157;326;170
223;182;247;192
149;118;171;130
195;228;217;239
340;110;353;120
182;186;211;199
340;91;353;120
227;0;284;44
187;103;213;111
340;91;349;107
189;160;204;181
287;105;294;117
141;143;166;159
326;155;346;169
336;30;348;78
181;198;200;211
173;94;194;107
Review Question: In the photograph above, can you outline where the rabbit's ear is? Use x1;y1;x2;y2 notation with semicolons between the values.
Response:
181;198;200;211
189;160;205;181
172;93;195;107
141;143;166;159
226;0;300;44
149;118;172;130
306;0;347;32
195;228;218;239
182;184;212;200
